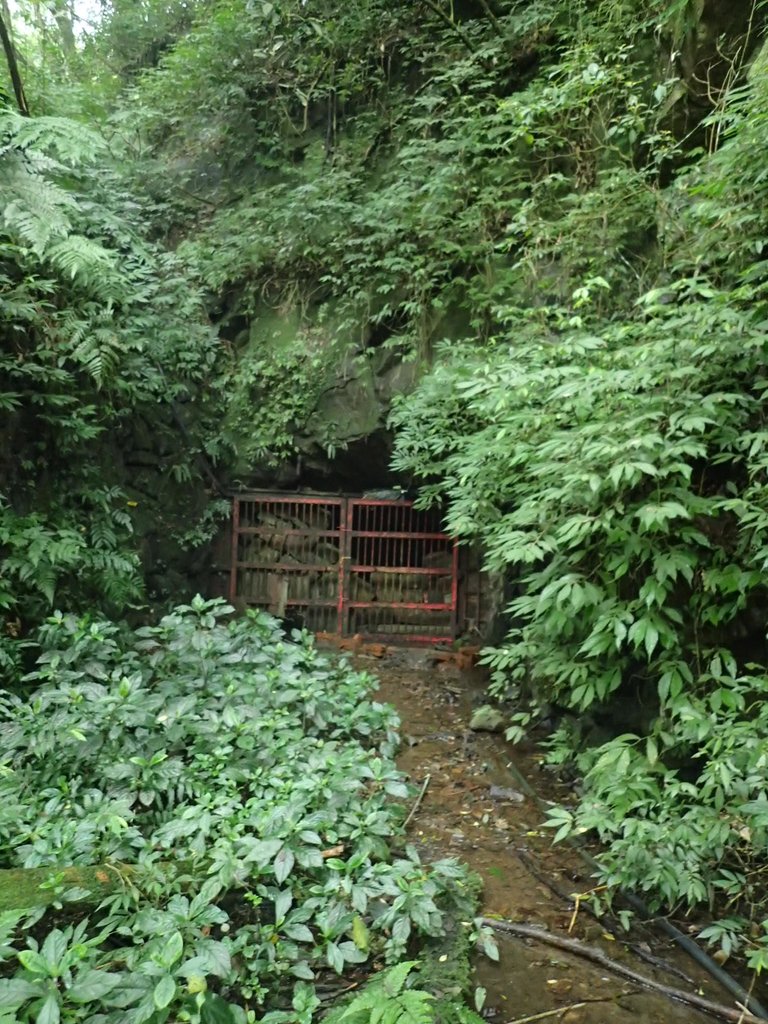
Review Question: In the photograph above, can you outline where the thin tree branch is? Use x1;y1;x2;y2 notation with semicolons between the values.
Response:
506;1002;617;1024
513;849;695;985
476;0;504;38
0;7;29;115
404;774;431;828
421;0;477;54
483;919;767;1024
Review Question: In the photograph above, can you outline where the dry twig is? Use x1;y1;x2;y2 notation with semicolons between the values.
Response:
404;774;431;829
505;1004;588;1023
484;919;767;1024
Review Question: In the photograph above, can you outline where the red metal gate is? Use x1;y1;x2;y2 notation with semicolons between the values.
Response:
229;493;458;644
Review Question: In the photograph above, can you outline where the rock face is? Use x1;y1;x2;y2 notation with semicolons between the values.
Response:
225;301;421;489
297;351;419;487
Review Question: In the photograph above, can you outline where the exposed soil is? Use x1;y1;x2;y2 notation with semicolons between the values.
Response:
363;650;748;1024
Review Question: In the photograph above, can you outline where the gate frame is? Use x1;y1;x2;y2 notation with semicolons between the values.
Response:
228;491;459;644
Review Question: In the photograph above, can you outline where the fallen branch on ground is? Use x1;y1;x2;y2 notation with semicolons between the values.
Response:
506;1005;589;1024
483;919;766;1024
513;848;694;985
404;774;431;829
504;996;630;1024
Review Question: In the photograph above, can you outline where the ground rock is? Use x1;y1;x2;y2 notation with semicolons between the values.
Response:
469;705;505;732
489;784;525;803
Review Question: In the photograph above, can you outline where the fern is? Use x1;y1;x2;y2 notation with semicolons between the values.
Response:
0;111;105;166
452;1011;485;1024
0;106;215;638
3;177;75;254
2;116;125;299
0;504;142;615
72;327;123;386
48;235;122;293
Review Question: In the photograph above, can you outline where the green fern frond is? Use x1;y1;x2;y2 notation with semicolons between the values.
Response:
379;961;419;999
2;120;126;298
56;309;89;345
380;991;434;1024
47;234;119;286
452;1008;486;1024
0;111;106;166
3;183;75;254
336;963;435;1024
72;328;122;386
89;519;118;549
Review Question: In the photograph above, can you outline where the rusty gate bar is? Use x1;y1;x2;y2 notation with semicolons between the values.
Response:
228;492;459;644
340;499;353;637
229;493;240;607
229;494;345;635
346;497;457;643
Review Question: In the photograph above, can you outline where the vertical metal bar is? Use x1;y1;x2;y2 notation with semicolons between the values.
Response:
457;545;467;637
338;499;352;635
228;496;240;605
450;541;460;639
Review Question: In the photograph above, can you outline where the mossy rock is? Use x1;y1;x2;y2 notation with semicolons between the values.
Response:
469;705;505;733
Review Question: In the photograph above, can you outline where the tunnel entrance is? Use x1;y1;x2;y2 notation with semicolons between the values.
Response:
227;492;459;644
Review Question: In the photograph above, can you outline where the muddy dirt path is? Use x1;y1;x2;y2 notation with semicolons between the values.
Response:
366;652;737;1024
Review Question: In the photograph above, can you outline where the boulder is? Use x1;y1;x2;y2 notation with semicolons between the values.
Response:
469;705;505;733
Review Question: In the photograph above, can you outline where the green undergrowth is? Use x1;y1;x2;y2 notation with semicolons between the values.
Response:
323;889;489;1024
390;3;768;976
0;597;494;1023
0;109;222;671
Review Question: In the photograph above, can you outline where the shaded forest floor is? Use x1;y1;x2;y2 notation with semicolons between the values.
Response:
365;651;727;1024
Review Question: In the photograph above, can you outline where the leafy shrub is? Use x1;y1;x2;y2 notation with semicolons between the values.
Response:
0;109;222;644
391;25;768;968
323;959;486;1024
0;597;489;1022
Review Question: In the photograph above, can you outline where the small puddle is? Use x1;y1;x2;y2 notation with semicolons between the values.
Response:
361;650;739;1024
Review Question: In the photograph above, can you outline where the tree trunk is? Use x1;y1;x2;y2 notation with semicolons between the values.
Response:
0;7;29;115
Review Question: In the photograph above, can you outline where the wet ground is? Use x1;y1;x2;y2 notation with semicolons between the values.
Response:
363;651;748;1024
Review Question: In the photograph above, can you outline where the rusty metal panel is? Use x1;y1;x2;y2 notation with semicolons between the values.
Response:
230;493;344;635
229;492;459;644
346;498;457;644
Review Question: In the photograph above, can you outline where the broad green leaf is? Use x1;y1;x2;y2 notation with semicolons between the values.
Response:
201;992;237;1024
36;992;60;1024
0;979;42;1006
17;950;48;976
68;970;122;1003
153;974;176;1010
273;848;295;885
159;932;183;969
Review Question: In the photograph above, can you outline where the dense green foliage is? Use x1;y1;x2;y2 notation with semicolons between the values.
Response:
389;0;768;968
5;0;768;987
323;960;484;1024
0;599;489;1021
0;107;220;668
